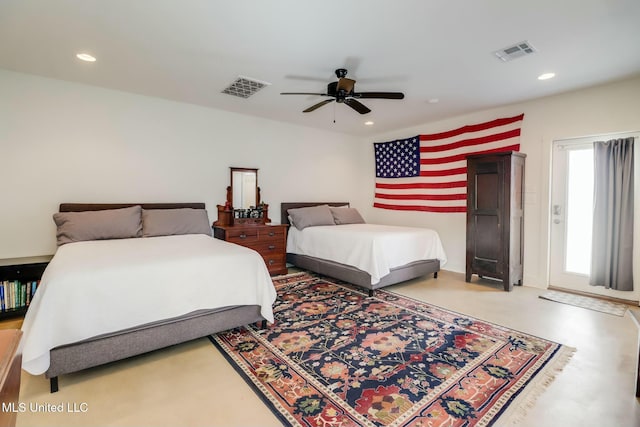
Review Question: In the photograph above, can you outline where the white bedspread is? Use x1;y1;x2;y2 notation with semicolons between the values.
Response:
287;224;447;285
20;234;276;375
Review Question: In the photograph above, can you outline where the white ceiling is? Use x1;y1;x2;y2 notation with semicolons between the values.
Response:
1;0;639;136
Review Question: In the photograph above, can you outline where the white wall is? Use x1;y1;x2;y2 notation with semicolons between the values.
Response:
0;69;369;259
362;75;640;290
3;69;639;293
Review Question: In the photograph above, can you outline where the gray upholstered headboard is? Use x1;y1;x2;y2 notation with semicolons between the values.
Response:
280;202;349;225
59;203;205;212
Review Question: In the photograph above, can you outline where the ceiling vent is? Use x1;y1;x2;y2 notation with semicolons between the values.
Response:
494;41;536;62
222;76;270;98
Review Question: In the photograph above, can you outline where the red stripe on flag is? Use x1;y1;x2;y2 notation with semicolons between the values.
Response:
419;129;521;153
375;192;466;201
420;144;520;165
376;180;467;190
419;167;467;177
373;203;468;213
419;114;524;141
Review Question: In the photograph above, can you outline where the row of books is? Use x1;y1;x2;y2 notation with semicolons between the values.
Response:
1;280;40;312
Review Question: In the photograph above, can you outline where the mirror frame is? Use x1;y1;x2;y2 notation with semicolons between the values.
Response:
227;167;260;209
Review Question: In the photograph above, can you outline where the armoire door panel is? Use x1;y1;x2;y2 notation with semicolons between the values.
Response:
475;173;499;210
473;215;500;261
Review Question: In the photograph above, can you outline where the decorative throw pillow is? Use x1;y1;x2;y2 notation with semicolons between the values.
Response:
330;207;365;225
142;208;212;237
287;205;335;230
53;205;142;246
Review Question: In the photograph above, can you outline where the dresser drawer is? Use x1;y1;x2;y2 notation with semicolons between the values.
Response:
225;228;259;244
258;227;286;240
245;241;285;255
262;255;286;274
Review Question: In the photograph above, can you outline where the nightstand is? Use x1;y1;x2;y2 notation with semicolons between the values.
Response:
213;224;288;275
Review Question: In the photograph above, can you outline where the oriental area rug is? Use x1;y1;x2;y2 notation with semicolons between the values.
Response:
211;272;574;427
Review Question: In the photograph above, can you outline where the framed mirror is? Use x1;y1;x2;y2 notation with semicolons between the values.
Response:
229;167;259;209
215;167;269;226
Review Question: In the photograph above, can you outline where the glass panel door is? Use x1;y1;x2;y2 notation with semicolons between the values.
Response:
564;148;593;275
549;135;639;302
549;142;593;290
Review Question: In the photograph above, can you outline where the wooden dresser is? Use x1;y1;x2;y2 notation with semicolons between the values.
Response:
213;224;288;275
0;330;22;427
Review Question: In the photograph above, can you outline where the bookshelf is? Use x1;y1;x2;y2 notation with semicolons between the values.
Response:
0;257;50;320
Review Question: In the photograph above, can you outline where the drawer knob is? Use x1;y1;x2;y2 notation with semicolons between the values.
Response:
269;231;275;236
268;245;276;250
239;233;247;239
268;260;275;265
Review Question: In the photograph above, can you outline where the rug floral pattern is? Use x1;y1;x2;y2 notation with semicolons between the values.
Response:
212;273;573;427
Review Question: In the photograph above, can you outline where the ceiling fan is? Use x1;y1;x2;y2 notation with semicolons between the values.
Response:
280;68;404;114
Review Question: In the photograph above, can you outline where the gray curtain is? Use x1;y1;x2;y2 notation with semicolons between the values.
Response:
590;137;634;291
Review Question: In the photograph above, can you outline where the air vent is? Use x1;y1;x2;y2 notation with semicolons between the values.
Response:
494;41;537;62
221;76;270;98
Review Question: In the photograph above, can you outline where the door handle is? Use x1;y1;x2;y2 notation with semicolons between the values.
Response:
552;204;561;215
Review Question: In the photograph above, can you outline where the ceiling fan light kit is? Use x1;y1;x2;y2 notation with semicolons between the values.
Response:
281;68;404;115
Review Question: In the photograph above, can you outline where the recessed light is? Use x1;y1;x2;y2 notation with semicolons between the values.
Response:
364;121;374;126
538;72;555;80
428;98;440;104
76;53;96;62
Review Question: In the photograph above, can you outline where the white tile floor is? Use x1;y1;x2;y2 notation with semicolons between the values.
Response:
16;270;640;427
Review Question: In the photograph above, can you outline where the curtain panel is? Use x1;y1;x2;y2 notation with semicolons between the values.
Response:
590;137;634;291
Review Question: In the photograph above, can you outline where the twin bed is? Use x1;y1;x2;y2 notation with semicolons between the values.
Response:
21;201;446;393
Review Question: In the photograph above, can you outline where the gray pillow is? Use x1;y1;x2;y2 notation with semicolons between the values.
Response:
287;205;335;230
330;207;365;225
142;208;212;237
53;205;142;246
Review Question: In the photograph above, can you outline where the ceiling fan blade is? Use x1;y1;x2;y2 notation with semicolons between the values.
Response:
303;99;335;113
354;92;405;99
336;77;356;93
281;92;330;96
344;98;371;114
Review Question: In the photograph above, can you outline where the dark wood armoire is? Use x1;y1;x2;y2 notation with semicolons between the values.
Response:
465;151;526;291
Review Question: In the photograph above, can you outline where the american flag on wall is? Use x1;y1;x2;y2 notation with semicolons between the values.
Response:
374;113;524;213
